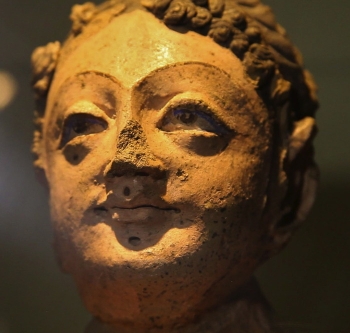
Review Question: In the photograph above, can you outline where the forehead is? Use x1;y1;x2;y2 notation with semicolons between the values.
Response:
49;9;248;99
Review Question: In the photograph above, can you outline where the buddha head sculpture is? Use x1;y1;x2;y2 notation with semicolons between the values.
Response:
31;0;318;332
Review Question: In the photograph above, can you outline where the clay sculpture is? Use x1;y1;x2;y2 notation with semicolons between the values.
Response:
31;0;319;332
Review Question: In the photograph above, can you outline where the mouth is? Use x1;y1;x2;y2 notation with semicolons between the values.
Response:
114;204;178;211
93;192;180;215
94;204;179;214
92;205;180;249
93;204;180;225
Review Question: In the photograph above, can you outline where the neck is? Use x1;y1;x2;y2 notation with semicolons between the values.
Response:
84;277;277;333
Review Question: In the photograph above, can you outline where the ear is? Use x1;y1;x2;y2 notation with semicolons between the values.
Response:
264;116;319;256
31;41;60;189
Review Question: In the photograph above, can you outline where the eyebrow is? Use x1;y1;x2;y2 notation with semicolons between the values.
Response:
52;71;125;117
74;70;122;86
132;61;233;90
64;62;233;95
131;61;242;110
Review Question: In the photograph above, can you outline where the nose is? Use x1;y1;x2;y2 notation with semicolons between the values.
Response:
104;120;166;180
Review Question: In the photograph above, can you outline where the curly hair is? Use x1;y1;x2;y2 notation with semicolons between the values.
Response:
141;0;318;120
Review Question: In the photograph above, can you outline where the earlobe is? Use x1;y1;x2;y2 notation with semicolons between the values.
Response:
282;117;319;225
33;164;49;189
293;163;319;224
288;117;318;163
265;116;319;256
282;116;318;226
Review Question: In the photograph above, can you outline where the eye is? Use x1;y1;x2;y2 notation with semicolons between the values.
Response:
161;106;230;136
174;110;198;125
60;113;108;147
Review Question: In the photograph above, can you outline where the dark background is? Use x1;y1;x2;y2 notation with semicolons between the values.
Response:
0;0;349;332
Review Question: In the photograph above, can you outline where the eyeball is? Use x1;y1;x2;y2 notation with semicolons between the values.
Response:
60;113;108;147
160;106;230;136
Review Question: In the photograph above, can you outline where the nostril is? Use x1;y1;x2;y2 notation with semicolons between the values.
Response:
123;186;131;196
128;236;141;246
104;159;167;180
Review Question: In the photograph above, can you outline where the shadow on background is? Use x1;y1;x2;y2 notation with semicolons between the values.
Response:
257;182;350;333
0;0;349;332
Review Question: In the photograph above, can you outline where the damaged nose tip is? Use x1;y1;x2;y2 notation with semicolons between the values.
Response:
104;161;167;180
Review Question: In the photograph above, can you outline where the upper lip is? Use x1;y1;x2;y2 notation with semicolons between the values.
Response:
94;194;179;212
110;204;177;211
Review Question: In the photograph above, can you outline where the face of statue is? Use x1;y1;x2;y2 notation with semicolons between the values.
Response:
42;9;274;329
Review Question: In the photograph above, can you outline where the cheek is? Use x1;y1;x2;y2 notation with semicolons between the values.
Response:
150;133;271;210
47;127;116;177
45;131;118;218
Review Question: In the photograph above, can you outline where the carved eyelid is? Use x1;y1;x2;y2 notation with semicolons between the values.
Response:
59;111;108;148
157;92;233;134
63;100;110;119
